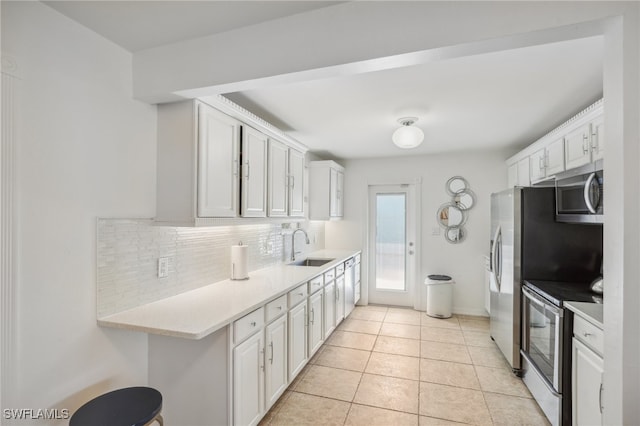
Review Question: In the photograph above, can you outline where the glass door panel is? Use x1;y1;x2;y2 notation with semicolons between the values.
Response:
375;193;406;291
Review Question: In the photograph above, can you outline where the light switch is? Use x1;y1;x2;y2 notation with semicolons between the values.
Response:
158;257;169;278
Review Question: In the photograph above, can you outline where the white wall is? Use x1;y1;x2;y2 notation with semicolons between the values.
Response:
2;2;157;421
325;150;507;316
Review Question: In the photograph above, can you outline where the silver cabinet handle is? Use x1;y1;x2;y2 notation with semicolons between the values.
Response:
583;332;592;337
250;321;256;327
269;341;274;364
260;348;265;371
599;382;604;414
277;306;282;311
310;308;315;324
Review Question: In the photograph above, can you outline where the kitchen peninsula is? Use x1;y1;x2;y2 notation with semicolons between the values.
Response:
99;249;361;425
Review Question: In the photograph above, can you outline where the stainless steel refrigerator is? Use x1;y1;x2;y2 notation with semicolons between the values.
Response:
489;187;602;373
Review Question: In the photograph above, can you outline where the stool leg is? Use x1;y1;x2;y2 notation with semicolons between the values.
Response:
156;414;163;426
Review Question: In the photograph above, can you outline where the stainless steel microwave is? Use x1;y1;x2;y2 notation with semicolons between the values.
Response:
555;160;603;224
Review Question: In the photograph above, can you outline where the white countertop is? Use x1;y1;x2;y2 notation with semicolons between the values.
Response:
98;249;360;340
565;301;604;329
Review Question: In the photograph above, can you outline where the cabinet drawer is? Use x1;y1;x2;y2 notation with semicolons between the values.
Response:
234;307;265;344
288;283;308;307
265;295;287;323
324;268;335;283
308;275;324;294
336;263;345;276
574;315;603;356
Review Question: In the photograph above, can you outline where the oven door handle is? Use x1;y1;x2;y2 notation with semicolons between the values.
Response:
522;287;563;317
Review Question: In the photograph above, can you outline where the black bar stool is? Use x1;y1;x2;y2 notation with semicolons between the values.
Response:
69;386;163;426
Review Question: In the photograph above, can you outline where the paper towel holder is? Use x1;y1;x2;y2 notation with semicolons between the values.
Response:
231;241;250;281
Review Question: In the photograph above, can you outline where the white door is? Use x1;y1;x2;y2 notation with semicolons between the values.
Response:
546;138;565;176
564;123;592;170
265;315;288;409
591;115;604;161
197;103;240;217
572;338;604;426
329;168;339;217
368;185;417;307
288;300;308;379
241;126;268;217
288;148;305;217
268;140;289;217
233;331;264;426
324;281;336;338
308;291;324;356
529;149;546;182
335;275;345;325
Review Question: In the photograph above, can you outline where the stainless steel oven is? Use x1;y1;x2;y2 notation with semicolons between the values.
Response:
521;286;564;425
555;160;603;224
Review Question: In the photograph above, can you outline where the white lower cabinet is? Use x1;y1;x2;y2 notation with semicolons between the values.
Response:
572;338;603;426
288;300;308;379
336;275;345;325
265;315;288;409
324;281;336;339
308;290;324;356
233;331;264;426
571;313;604;426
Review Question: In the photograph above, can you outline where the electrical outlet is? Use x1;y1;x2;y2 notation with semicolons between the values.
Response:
158;257;169;278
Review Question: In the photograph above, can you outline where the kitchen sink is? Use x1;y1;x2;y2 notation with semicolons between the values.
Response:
288;258;335;267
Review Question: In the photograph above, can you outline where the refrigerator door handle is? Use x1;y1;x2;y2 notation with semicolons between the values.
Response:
491;225;502;292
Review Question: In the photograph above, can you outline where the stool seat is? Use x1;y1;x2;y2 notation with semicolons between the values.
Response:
70;386;162;426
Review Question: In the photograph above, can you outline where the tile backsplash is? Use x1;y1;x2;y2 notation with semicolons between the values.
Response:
97;219;325;317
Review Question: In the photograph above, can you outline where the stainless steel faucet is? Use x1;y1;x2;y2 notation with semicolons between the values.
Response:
291;228;310;261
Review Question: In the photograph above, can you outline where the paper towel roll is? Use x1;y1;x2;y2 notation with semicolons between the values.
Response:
231;242;249;280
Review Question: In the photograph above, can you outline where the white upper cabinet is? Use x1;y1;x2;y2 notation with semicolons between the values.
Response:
309;160;345;220
268;141;306;218
156;97;308;225
241;126;268;218
564;123;592;170
506;99;603;188
545;137;565;176
591;115;604;161
288;148;305;217
198;103;241;218
268;140;290;217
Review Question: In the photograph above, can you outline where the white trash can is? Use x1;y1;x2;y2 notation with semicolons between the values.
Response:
425;274;454;318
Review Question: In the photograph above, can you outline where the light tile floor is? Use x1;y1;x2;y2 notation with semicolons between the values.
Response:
260;305;550;426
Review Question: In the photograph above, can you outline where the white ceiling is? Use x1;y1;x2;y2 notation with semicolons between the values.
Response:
43;1;340;52
226;36;603;159
43;1;603;160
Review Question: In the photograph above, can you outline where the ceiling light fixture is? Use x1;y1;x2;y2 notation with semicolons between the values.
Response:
392;117;424;149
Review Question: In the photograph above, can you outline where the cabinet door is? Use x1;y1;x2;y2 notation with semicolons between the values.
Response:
265;315;288;409
197;104;240;217
344;263;355;318
572;337;604;426
268;140;289;217
507;163;518;188
324;281;336;339
233;331;264;426
591;115;604;161
517;158;530;186
289;148;305;217
564;123;592;170
336;171;344;217
545;138;565;176
529;149;546;182
288;301;308;379
241;126;268;218
329;168;339;217
335;275;345;325
308;291;324;356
